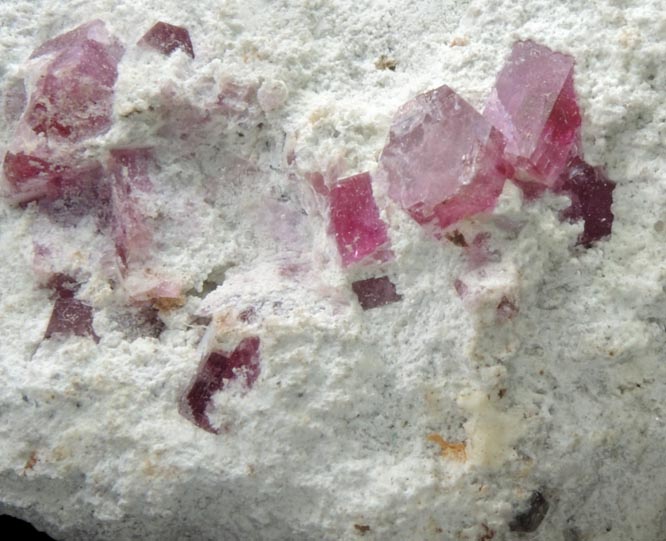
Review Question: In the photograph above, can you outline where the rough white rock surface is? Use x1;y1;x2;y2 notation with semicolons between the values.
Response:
1;1;666;540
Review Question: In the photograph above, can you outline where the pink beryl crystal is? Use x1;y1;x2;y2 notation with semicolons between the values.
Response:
44;274;98;342
182;337;261;433
379;85;508;230
558;157;615;246
329;172;390;266
108;148;154;266
138;22;195;58
351;276;402;310
2;20;123;204
484;40;581;188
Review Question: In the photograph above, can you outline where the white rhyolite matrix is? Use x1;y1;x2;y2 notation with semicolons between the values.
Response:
1;1;666;540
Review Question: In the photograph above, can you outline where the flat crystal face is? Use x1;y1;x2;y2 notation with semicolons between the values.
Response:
329;172;390;266
379;85;508;228
138;22;195;58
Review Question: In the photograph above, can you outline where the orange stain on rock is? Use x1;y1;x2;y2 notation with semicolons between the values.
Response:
427;433;467;461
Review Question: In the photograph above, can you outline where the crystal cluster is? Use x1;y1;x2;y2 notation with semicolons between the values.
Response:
376;40;615;245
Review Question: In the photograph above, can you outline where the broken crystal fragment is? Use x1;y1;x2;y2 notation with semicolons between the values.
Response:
379;85;508;229
108;149;153;266
484;40;581;188
44;274;98;342
138;22;195;58
558;157;615;246
329;172;390;266
351;276;402;310
182;337;261;433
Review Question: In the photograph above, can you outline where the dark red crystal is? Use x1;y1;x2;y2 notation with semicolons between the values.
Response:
351;276;402;310
138;22;194;58
183;337;260;433
558;157;615;247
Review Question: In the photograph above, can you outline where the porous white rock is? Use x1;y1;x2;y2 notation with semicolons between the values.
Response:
1;1;666;540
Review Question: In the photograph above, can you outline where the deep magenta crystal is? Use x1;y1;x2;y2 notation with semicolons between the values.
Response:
484;40;581;188
138;22;195;58
329;172;390;266
558;157;615;246
379;85;508;229
183;337;261;433
351;276;402;310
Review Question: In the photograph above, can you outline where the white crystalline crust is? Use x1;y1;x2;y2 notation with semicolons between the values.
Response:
1;1;666;540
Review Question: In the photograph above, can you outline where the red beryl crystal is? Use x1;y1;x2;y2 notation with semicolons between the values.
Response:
379;85;508;230
25;21;124;142
182;337;261;433
351;276;402;310
484;40;581;188
138;22;195;58
44;274;99;342
329;172;390;266
108;148;154;266
558;157;615;246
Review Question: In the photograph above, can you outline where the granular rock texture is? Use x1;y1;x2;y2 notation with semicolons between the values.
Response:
1;1;666;541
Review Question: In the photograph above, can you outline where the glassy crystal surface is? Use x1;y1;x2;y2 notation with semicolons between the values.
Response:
484;40;581;188
329;172;390;266
379;85;508;229
351;276;402;310
183;337;261;433
138;22;195;58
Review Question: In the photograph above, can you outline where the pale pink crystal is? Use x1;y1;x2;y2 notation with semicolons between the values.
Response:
138;22;194;59
484;40;581;188
108;148;153;266
181;337;261;433
328;172;390;266
379;85;508;229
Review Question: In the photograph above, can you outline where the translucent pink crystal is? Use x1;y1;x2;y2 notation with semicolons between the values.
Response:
558;157;615;246
329;172;390;266
351;276;402;310
26;22;124;141
484;40;581;188
44;274;98;342
182;337;261;433
138;22;195;58
2;21;123;204
379;85;508;229
108;148;153;266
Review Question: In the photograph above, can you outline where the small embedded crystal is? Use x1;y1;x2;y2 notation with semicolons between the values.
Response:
182;337;261;433
329;172;390;266
484;40;581;188
108;148;154;266
139;22;195;58
379;85;508;229
558;157;615;246
44;274;98;342
351;276;402;310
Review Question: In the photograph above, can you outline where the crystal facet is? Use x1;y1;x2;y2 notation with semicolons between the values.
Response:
351;276;402;310
138;22;195;58
182;337;261;433
108;148;154;266
484;40;581;188
379;85;508;229
329;172;390;266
